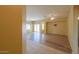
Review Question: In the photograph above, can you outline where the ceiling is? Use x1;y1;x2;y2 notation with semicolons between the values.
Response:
26;5;71;21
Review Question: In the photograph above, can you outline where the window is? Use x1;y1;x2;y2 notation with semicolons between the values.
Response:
26;24;31;31
34;24;40;32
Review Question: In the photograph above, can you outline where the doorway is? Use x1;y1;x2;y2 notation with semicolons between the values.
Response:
34;24;40;32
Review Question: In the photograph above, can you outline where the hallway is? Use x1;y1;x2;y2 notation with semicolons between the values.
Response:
23;5;73;54
24;32;71;54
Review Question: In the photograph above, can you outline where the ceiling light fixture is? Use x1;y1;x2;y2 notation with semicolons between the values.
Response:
50;17;55;20
77;16;79;20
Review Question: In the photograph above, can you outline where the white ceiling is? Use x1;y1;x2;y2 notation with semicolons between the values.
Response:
26;5;71;21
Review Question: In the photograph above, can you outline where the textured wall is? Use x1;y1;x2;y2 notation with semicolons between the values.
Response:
46;18;68;36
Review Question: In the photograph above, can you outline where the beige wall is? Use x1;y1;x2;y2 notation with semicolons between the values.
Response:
68;6;78;53
41;22;46;33
46;18;68;36
0;6;24;53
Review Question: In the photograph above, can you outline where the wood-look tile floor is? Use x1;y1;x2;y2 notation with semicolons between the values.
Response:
24;32;72;54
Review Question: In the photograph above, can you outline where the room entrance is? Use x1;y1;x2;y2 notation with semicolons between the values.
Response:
34;24;40;32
